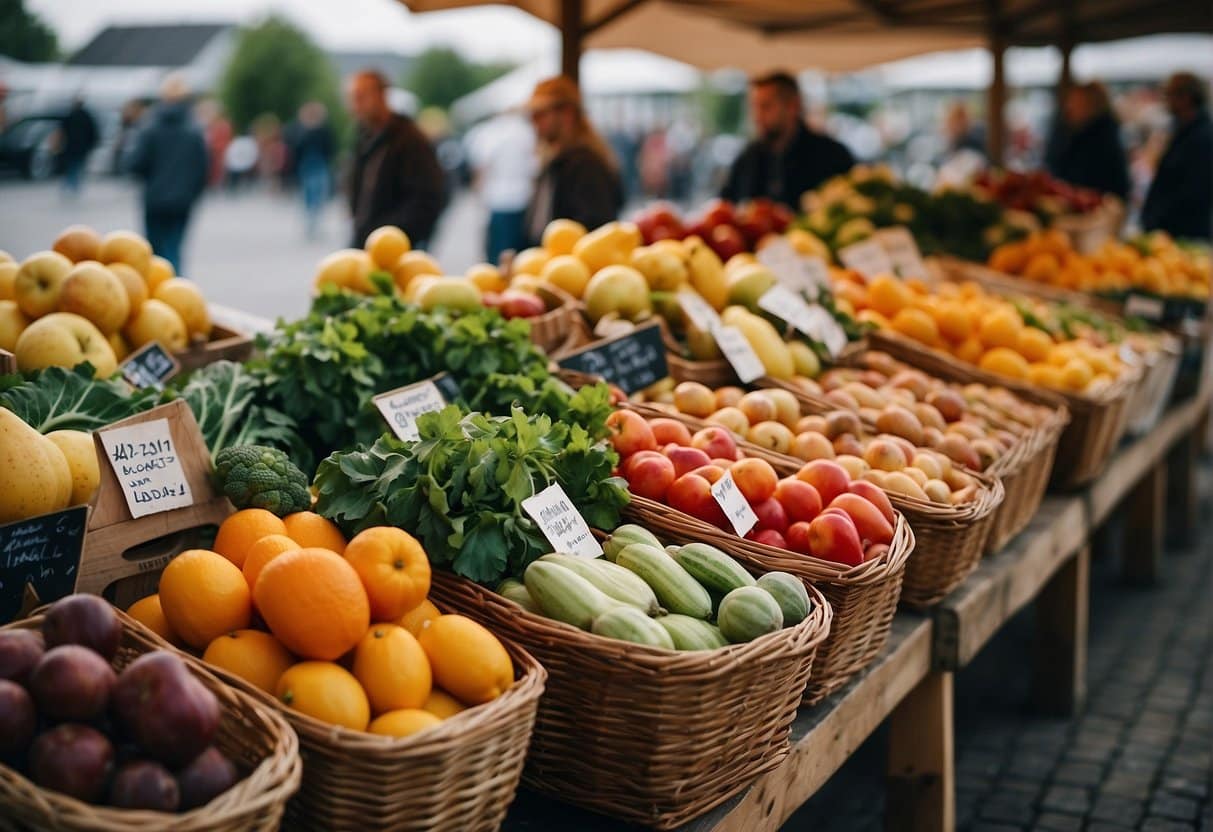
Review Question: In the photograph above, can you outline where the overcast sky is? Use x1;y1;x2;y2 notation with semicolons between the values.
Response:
29;0;558;62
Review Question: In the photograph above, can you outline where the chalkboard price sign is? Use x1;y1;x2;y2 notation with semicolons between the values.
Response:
121;341;180;390
557;320;668;394
0;505;88;623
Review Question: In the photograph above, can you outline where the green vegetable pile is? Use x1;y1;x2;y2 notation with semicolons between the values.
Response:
314;399;628;584
213;445;311;516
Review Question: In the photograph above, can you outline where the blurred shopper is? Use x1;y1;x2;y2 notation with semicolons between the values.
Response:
523;75;622;246
291;102;336;239
128;75;208;273
1047;81;1130;199
198;100;232;188
723;71;853;209
346;70;445;249
224;135;258;191
943;101;985;157
111;100;146;175
58;97;98;197
1142;73;1213;241
465;111;535;262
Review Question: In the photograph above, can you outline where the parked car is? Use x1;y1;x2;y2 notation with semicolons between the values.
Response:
0;112;65;180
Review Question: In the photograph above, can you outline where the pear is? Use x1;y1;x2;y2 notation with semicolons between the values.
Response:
46;430;101;505
0;409;68;522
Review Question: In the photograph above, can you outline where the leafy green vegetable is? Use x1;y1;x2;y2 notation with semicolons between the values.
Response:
0;364;160;433
313;402;629;584
213;444;311;516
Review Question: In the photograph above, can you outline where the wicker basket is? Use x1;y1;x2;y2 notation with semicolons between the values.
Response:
198;582;545;832
0;608;301;832
527;284;578;354
430;556;830;829
1124;333;1182;436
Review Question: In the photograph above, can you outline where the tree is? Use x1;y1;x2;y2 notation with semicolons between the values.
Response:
404;47;511;112
219;16;342;134
0;0;58;62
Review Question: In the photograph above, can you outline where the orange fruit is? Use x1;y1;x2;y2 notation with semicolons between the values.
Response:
214;509;287;568
1061;358;1094;391
353;624;432;714
988;242;1029;274
127;594;179;644
511;247;551;276
855;308;890;329
242;534;300;592
399;599;441;637
867;275;914;318
890;307;940;346
978;347;1030;380
368;708;442;738
254;547;370;660
1027;363;1065;389
1015;327;1053;363
344;527;431;621
283;512;347;555
145;255;174;292
203;629;295;694
1023;252;1061;283
159;550;252;649
417;615;513;706
936;302;973;343
977;308;1023;350
421;689;466;720
541;218;587;256
364;225;411;270
277;662;370;730
954;336;985;364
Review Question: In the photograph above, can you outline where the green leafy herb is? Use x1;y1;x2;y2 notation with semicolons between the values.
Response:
0;363;160;432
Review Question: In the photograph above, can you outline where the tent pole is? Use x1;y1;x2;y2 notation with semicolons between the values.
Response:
561;0;583;83
1058;0;1076;95
987;0;1007;166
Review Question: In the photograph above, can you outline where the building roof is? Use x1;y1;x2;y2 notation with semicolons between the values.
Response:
68;23;232;68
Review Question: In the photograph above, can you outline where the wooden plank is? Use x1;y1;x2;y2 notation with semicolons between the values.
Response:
1122;462;1165;585
208;303;275;336
1031;545;1089;715
886;671;955;832
933;496;1087;670
1165;412;1202;547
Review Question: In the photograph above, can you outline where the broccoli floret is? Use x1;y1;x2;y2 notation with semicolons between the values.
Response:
213;445;311;516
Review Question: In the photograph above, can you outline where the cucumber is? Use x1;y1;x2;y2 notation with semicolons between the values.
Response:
717;586;784;644
756;572;812;626
616;543;713;620
656;614;729;651
670;543;756;595
603;524;663;562
496;578;541;614
524;561;618;630
538;553;662;615
591;606;675;649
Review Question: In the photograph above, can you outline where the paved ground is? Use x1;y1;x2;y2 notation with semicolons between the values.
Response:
0;178;489;322
784;463;1213;831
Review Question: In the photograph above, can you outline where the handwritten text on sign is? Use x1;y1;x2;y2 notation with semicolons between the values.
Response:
0;506;87;623
522;483;602;558
100;419;193;519
711;470;759;537
756;286;848;357
677;288;722;333
374;379;447;441
758;238;825;298
874;227;927;278
557;321;667;394
838;238;895;278
120;341;180;390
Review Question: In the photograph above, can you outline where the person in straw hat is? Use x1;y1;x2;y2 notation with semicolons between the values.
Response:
523;75;622;245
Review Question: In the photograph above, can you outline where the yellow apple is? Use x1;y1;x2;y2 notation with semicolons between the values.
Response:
124;298;187;351
465;263;506;293
45;430;100;505
145;255;174;292
107;262;148;322
0;409;67;522
542;219;587;256
540;255;592;298
152;277;211;338
52;224;103;263
365;225;411;269
512;247;551;276
314;249;376;294
15;250;73;318
0;300;29;351
108;332;129;362
390;251;441;295
14;312;118;376
0;261;17;300
100;230;152;277
58;261;131;335
583;265;652;323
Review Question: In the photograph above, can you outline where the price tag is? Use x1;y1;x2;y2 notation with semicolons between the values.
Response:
711;470;758;537
758;238;821;298
1124;293;1165;322
801;256;832;292
99;419;193;519
711;324;765;383
874;227;927;278
677;288;721;333
374;378;448;441
120;341;180;390
522;483;602;558
0;506;87;623
757;285;818;334
557;321;668;394
807;305;849;357
838;238;895;278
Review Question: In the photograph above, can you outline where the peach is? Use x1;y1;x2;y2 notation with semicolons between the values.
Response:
886;435;918;466
691;426;738;461
864;439;907;473
707;407;751;436
923;479;952;503
971;439;1000;470
730;458;778;504
748;421;794;454
674;382;716;417
861;469;890;488
829;493;894;546
847;480;896;525
622;450;664;478
864;543;890;562
885;387;917;407
774;478;822;524
950;422;986;442
922;426;945;448
912;402;947;432
883;472;928;501
751;498;789;534
785;521;814;555
747;529;788;549
606;410;657;458
714;386;745;409
842;382;886;410
901;466;929;487
795;377;823;397
833;433;865;459
926;389;965;422
824;389;860;412
888;369;931;400
737;391;777;425
796;460;851;506
664;445;712;478
910;453;943;481
791;431;834;462
689;465;726;484
944;468;976;491
823;410;863;439
807;512;864;566
874;405;925;446
858;407;883;425
765;388;802;428
858;370;889;389
624;454;676;500
668;473;726;527
834;454;870;480
649;417;693;447
938;434;981;471
795;415;828;435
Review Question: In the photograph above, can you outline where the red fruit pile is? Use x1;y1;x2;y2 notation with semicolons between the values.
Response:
633;198;793;259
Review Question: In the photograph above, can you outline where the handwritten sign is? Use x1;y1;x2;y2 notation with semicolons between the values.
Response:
374;378;448;441
711;471;758;537
711;324;766;384
522;483;602;558
1124;293;1165;322
120;341;180;390
757;285;818;334
758;238;823;299
557;321;667;394
874;227;927;278
0;506;87;623
99;419;193;519
677;288;722;333
839;238;895;278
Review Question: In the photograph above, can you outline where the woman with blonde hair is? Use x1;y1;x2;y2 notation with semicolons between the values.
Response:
523;76;622;245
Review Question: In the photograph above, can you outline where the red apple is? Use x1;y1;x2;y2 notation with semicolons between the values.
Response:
606;410;658;458
808;512;864;566
650;418;693;447
747;529;788;549
847;480;896;525
701;198;736;228
688;464;725;484
785;521;814;555
497;289;547;319
709;224;746;261
691;426;738;462
829;493;894;546
626;454;676;501
663;444;712;477
774;478;823;524
796;460;851;506
622;450;664;478
751;497;789;534
669;473;727;527
730;458;778;504
865;543;890;562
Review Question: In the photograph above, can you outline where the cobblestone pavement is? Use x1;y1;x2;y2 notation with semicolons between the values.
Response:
784;464;1213;832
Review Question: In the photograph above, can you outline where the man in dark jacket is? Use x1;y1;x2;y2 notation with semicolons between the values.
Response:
347;71;445;249
59;97;98;196
128;76;208;273
1142;72;1213;241
723;71;854;211
1047;82;1130;199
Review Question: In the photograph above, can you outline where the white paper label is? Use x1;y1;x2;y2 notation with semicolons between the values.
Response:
839;238;895;278
711;470;758;537
677;288;721;332
807;305;849;357
711;324;766;383
1124;294;1165;322
374;380;447;441
801;257;832;292
522;483;602;558
875;227;927;278
99;419;193;519
757;286;848;357
758;239;821;298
